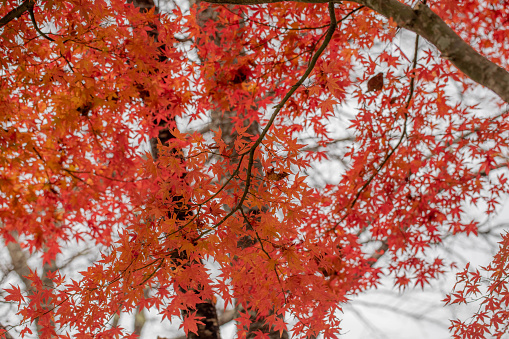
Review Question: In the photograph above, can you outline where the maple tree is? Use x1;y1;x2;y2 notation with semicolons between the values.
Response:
1;0;509;338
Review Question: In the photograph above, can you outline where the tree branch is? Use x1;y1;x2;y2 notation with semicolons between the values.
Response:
172;309;238;339
28;5;55;41
196;1;337;239
203;0;326;4
0;0;34;29
202;0;509;104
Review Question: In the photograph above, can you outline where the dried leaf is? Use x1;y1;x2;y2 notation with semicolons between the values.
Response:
266;168;290;181
367;72;384;92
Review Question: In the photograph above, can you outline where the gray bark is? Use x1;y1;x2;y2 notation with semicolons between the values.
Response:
6;241;32;290
7;238;56;337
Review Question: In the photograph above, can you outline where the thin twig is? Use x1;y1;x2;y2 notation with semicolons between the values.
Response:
329;33;421;233
224;6;329;31
240;209;287;304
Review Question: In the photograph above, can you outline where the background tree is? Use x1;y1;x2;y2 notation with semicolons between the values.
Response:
1;0;509;338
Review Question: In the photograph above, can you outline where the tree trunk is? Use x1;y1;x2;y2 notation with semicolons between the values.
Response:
191;1;288;337
127;1;221;338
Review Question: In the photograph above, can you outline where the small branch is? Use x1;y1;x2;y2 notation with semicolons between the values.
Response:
240;209;287;303
0;323;14;339
329;34;420;233
222;5;330;31
367;241;389;266
348;299;449;327
204;0;328;4
350;0;509;104
301;136;355;152
28;5;55;41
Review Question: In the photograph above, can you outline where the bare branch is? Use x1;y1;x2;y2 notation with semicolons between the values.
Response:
197;1;338;239
28;5;55;41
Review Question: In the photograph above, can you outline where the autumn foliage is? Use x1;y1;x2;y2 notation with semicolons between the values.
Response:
1;0;509;338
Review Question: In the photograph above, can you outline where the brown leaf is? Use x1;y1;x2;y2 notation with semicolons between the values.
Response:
266;168;290;181
367;72;384;92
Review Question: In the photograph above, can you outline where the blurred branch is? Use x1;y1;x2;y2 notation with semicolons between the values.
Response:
55;247;93;271
6;240;32;291
134;288;150;336
301;136;355;152
368;241;389;266
218;308;237;326
6;234;57;336
349;299;449;327
0;323;14;339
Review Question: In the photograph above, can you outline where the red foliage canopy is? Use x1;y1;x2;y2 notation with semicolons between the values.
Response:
1;0;509;338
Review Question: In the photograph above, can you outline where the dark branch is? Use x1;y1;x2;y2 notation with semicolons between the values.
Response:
0;0;34;29
0;323;14;339
204;0;326;4
28;5;55;41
